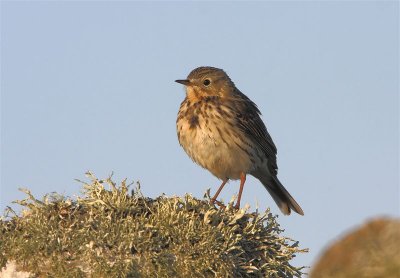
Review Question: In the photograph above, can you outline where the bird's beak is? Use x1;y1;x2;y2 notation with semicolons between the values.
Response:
175;79;191;86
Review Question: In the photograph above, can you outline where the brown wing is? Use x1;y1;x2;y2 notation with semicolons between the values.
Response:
232;90;279;175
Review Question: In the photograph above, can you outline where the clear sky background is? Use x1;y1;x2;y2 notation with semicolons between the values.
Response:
1;1;399;272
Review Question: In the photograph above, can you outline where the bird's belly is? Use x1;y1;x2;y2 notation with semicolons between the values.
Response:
177;122;254;180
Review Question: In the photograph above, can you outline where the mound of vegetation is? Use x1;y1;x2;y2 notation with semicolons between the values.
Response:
0;172;306;277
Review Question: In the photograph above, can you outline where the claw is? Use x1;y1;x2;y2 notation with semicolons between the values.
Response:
210;199;226;209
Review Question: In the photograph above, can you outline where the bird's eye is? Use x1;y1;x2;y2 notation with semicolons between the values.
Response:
203;79;211;86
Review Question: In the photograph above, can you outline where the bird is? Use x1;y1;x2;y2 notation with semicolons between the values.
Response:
175;66;304;216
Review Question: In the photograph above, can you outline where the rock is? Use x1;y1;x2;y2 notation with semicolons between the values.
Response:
310;217;400;278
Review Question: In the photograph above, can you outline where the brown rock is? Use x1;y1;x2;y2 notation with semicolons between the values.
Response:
310;217;400;278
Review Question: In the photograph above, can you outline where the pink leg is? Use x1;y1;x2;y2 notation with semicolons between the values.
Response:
234;173;246;209
210;179;228;204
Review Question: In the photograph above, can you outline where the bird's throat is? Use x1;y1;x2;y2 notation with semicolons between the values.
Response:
186;86;205;103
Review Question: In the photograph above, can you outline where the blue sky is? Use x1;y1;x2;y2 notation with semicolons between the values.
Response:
1;1;398;271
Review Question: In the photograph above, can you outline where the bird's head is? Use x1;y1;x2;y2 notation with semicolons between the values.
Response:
175;67;235;100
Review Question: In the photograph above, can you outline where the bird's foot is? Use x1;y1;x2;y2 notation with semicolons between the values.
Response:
210;199;226;209
234;202;241;210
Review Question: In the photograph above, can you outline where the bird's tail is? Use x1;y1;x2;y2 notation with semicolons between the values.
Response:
256;173;304;216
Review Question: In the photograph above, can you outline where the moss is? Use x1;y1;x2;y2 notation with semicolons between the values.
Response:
1;172;306;277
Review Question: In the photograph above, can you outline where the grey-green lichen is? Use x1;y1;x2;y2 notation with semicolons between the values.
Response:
0;172;307;277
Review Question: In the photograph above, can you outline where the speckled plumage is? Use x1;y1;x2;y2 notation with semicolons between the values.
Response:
176;67;303;215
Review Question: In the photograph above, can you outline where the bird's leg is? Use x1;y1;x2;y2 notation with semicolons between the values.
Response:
210;179;228;205
234;173;246;209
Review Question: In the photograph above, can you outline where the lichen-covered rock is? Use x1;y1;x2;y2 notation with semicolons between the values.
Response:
1;172;306;277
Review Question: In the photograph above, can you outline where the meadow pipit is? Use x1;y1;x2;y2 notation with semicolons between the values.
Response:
175;67;304;215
